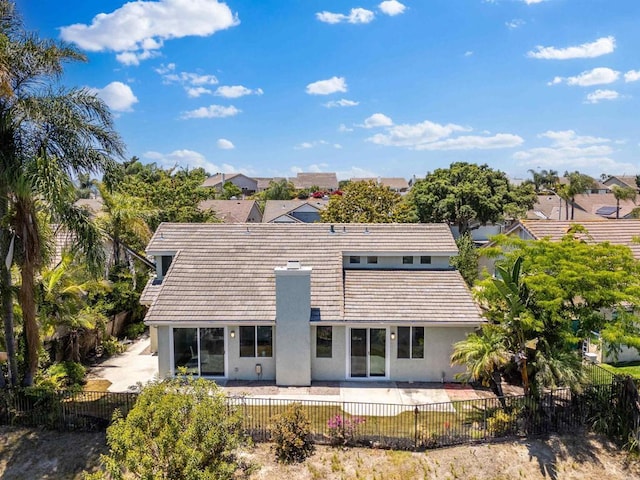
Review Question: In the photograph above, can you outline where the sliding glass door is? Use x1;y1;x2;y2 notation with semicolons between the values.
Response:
349;328;387;378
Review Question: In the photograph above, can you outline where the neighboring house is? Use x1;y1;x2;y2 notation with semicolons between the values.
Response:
350;177;410;193
483;219;640;364
572;192;637;219
603;175;639;191
202;173;258;195
199;199;263;223
526;194;604;221
262;199;328;223
141;223;483;385
255;177;286;192
527;193;637;220
291;172;339;192
557;176;609;195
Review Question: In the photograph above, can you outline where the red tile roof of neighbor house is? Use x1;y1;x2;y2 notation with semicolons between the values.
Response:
142;223;480;325
198;200;262;223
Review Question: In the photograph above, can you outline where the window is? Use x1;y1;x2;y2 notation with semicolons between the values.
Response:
240;326;273;357
349;256;361;264
402;256;414;264
316;326;332;358
367;256;378;264
160;255;173;277
420;256;432;265
173;328;198;373
397;327;424;359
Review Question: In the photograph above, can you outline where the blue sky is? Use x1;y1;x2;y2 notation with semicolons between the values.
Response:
16;0;640;180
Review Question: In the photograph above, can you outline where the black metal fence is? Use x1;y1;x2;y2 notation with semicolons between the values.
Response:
0;369;630;451
0;388;137;431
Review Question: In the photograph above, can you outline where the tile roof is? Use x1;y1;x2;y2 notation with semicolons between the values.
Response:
344;270;481;323
292;172;339;191
199;199;262;223
571;192;637;219
605;176;638;189
144;223;462;324
262;199;328;223
255;177;286;191
519;219;640;259
201;173;242;188
350;177;410;191
527;194;603;221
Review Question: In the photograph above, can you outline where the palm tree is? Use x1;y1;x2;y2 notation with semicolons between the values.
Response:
451;325;510;404
1;2;124;384
611;185;637;219
565;171;596;220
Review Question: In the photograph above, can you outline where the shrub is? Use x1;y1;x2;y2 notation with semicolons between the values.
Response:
487;409;518;437
101;337;125;357
38;361;86;391
84;376;249;479
271;403;314;463
327;414;365;446
124;322;146;340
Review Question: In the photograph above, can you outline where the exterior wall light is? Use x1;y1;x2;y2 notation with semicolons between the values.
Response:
390;331;396;341
230;330;235;338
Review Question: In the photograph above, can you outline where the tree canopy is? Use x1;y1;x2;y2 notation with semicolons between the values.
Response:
321;180;415;223
409;162;535;234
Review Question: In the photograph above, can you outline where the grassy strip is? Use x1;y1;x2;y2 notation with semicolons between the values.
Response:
600;362;640;379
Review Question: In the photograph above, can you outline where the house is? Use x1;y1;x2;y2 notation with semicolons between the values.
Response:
291;172;339;192
603;175;639;192
557;176;610;195
262;199;328;223
199;199;263;223
350;177;410;193
527;194;605;221
141;223;483;385
202;173;258;195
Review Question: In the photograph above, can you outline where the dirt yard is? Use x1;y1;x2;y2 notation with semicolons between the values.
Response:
0;426;638;480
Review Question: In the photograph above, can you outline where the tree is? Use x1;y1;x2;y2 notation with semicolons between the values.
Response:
221;181;242;200
262;178;295;200
563;171;596;220
450;232;479;287
86;376;250;480
611;185;637;219
410;162;535;234
526;169;558;193
321;180;416;223
0;1;124;384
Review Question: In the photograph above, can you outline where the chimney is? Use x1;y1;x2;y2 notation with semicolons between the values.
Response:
274;260;312;386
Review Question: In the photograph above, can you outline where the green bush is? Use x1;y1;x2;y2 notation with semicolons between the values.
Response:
271;403;314;464
85;376;250;480
101;337;125;357
487;409;518;437
124;322;146;340
38;361;86;390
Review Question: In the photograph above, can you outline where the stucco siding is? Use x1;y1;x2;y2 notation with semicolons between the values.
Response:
602;344;640;364
390;327;473;382
227;326;276;380
157;326;172;379
311;325;346;380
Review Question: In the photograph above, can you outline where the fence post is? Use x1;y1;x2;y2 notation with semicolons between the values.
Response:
483;397;488;440
414;406;419;449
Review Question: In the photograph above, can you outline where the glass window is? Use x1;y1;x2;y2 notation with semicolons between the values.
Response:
316;326;332;358
397;327;410;359
412;327;424;359
161;255;173;276
397;326;424;359
239;326;255;357
402;256;414;264
173;328;198;374
240;326;273;357
367;256;378;264
257;326;273;357
350;256;361;264
199;328;224;376
420;256;432;265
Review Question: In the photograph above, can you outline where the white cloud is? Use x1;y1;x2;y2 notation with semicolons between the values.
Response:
528;36;615;60
294;140;329;150
506;19;525;29
186;87;212;98
291;163;329;174
336;166;377;180
523;0;547;4
163;71;219;86
143;149;243;174
464;51;474;57
60;0;239;65
625;70;640;83
585;89;620;104
362;113;394;128
338;124;354;133
413;134;524;151
306;76;347;95
116;49;160;66
90;81;138;112
368;119;468;146
379;1;406;16
214;85;263;98
324;99;359;108
549;67;619;87
180;104;240;119
513;130;633;174
217;138;235;149
316;8;375;24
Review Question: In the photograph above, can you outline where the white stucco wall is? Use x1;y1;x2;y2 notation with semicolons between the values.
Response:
311;325;346;380
390;326;474;382
343;255;451;269
157;326;172;379
226;325;276;380
602;344;640;364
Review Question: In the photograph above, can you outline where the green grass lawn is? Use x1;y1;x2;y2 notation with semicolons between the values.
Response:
600;361;640;379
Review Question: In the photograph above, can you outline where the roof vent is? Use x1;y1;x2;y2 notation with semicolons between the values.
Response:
329;225;335;234
286;260;301;270
342;226;347;233
364;227;370;235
